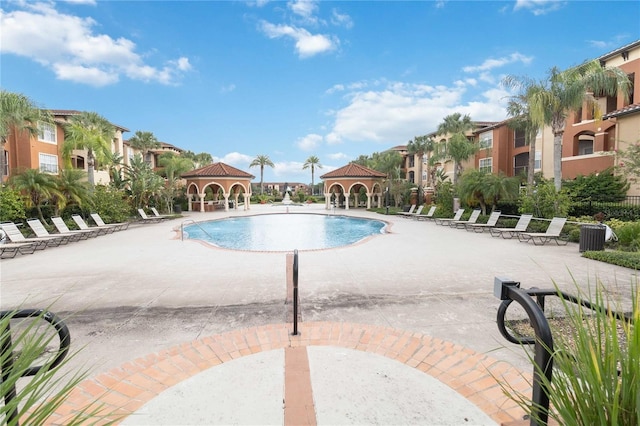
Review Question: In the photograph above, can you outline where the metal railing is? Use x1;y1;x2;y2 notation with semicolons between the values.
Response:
292;250;299;336
494;277;634;426
180;219;214;241
1;309;71;426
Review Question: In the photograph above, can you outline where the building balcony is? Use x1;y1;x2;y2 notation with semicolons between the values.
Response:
561;151;615;180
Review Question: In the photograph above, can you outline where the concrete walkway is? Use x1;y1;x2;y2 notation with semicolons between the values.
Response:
1;204;637;425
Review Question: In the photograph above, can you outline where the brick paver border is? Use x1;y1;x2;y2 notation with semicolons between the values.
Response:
45;322;531;425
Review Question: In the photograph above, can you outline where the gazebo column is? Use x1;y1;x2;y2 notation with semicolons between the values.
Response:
199;193;206;212
187;194;194;212
223;193;230;211
366;193;372;209
244;194;251;210
324;192;331;210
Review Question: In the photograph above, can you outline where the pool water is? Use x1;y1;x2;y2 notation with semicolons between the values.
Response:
184;214;386;251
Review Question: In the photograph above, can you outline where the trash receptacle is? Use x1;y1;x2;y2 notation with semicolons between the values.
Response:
579;224;606;252
173;204;182;214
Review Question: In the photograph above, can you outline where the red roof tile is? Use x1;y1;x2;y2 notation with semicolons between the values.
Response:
603;103;640;120
181;162;255;179
320;163;387;179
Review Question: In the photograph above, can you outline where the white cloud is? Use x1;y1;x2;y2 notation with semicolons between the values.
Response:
259;21;337;58
273;161;306;179
296;133;323;151
325;84;345;94
216;152;254;166
63;0;97;4
0;2;192;86
328;152;348;160
331;9;353;29
514;0;565;16
220;84;236;94
463;52;533;73
288;0;318;20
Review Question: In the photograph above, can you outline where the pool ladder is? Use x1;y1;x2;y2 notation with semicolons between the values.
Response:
180;219;215;241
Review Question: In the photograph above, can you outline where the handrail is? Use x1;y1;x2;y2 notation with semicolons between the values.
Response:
494;277;634;426
1;309;71;426
181;219;214;241
292;250;299;335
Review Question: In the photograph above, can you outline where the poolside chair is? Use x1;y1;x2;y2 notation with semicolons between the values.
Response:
434;208;465;226
490;214;533;239
0;221;57;250
26;218;75;245
450;209;481;229
401;205;424;219
415;205;437;221
72;215;115;235
138;209;165;223
518;217;569;246
397;204;417;217
51;216;99;239
91;213;130;231
465;211;501;232
151;207;172;219
0;241;37;259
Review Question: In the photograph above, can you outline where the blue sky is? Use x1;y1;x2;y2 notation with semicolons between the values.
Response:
1;0;639;184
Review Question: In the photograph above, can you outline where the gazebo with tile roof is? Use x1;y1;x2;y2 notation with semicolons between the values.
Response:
181;162;255;212
320;163;387;210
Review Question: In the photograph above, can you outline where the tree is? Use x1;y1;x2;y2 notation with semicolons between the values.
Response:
302;156;322;195
407;135;435;189
435;113;477;185
62;112;115;188
127;155;164;209
249;155;275;195
53;168;92;215
9;168;62;222
0;90;52;190
158;152;194;212
371;151;402;207
128;131;161;163
503;77;543;192
506;60;631;191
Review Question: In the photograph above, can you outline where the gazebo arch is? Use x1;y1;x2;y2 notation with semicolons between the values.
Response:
181;162;254;212
320;163;386;210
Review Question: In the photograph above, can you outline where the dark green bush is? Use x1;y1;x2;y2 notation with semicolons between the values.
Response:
90;185;132;223
582;250;640;269
0;188;26;223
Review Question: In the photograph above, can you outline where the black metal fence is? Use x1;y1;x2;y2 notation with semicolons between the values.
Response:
569;196;640;220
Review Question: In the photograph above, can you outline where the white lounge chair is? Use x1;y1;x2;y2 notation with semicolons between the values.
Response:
450;209;481;229
151;207;172;219
416;205;437;221
434;209;465;226
138;209;165;223
518;217;569;245
466;211;501;232
26;218;74;244
72;215;115;235
401;205;424;219
51;216;99;239
490;214;533;239
90;213;129;231
0;221;58;250
397;205;417;217
0;241;37;258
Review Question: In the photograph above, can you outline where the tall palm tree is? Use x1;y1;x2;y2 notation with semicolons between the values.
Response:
158;152;194;213
407;135;434;189
505;60;631;191
53;168;91;215
9;168;62;222
249;154;275;195
302;155;322;195
436;113;476;185
372;150;402;207
0;90;52;189
62;111;115;188
503;76;543;192
128;130;161;163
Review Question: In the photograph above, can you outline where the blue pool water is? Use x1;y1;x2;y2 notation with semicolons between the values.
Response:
184;214;386;251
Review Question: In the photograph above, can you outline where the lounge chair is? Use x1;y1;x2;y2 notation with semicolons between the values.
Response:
0;241;37;258
416;205;437;221
466;211;501;232
72;215;115;235
26;218;75;244
91;213;129;231
0;221;58;250
450;209;481;229
518;217;569;246
138;209;165;223
51;216;99;239
490;214;533;239
434;208;465;226
151;207;172;219
397;205;417;217
401;205;424;219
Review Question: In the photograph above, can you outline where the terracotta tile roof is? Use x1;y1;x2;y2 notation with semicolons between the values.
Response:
48;109;129;132
603;103;640;120
181;162;255;179
320;163;387;179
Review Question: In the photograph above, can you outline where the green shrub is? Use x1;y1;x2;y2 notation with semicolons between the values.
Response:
90;185;132;223
582;250;640;269
613;222;640;251
0;188;26;223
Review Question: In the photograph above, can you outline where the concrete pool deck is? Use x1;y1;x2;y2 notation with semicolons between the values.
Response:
1;203;638;425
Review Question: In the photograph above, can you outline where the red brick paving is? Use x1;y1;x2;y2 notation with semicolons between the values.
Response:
44;321;531;425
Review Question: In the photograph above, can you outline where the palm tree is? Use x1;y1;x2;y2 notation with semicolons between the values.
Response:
302;155;322;195
52;169;92;215
505;60;631;191
128;131;161;164
0;90;52;189
9;168;62;222
158;152;194;212
127;155;164;209
249;154;275;195
62;111;115;188
436;113;477;185
371;151;402;207
407;135;435;190
503;77;543;192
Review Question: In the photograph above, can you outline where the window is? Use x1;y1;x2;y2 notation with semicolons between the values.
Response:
514;129;526;148
578;140;594;155
408;171;415;183
479;158;492;173
38;122;57;144
2;150;8;177
479;131;493;149
535;151;541;170
408;156;415;168
39;153;58;174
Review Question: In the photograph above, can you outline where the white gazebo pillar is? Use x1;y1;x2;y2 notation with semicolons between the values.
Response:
199;193;206;212
324;192;331;210
244;194;251;210
366;193;372;209
223;193;230;211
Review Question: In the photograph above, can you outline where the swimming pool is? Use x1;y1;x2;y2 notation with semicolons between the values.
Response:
184;214;387;251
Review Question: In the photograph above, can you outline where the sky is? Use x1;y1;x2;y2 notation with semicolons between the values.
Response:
1;0;639;184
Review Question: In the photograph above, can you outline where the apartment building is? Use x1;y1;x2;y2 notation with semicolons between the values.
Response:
2;110;129;184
